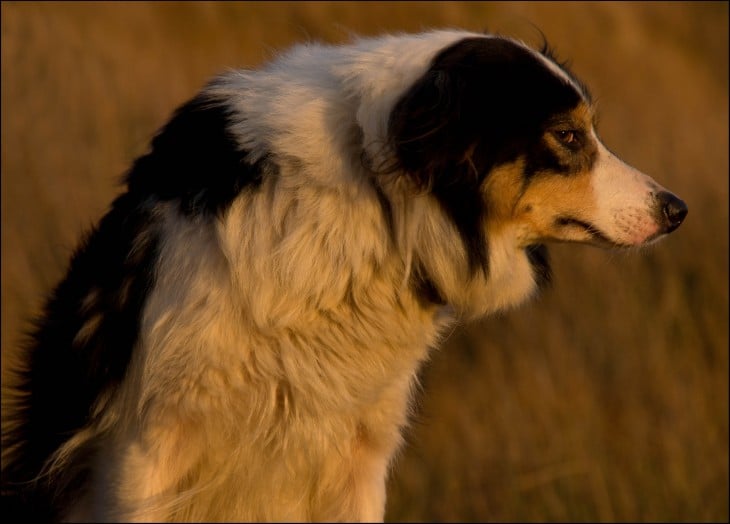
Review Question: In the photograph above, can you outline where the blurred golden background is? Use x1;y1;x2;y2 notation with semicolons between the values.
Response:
1;2;727;521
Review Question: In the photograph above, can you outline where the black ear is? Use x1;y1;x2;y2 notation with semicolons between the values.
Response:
388;39;522;190
388;68;471;190
387;59;491;275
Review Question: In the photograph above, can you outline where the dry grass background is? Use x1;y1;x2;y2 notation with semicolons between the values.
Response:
1;1;727;521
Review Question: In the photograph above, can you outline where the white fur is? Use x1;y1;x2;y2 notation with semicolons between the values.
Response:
589;132;666;245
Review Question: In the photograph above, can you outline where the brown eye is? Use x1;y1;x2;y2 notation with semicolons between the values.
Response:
555;129;577;145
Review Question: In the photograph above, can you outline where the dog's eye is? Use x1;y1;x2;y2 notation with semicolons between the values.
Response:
554;129;577;145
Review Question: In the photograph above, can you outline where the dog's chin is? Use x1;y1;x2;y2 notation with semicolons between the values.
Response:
597;226;669;249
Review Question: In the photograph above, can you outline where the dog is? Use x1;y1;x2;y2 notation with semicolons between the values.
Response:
2;29;687;522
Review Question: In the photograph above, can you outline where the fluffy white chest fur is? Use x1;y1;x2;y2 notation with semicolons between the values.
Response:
102;202;452;521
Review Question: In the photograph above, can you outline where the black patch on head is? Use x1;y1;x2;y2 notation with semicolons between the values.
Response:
127;92;275;217
525;243;552;289
538;40;593;104
388;36;585;274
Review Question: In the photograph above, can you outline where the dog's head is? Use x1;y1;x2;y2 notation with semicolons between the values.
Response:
383;35;687;313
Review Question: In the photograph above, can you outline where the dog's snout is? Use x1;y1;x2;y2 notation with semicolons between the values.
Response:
657;191;688;233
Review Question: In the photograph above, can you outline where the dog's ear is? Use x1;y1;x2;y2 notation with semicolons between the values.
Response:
387;63;493;274
387;68;470;190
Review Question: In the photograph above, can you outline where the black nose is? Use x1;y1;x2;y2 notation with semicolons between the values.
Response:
657;191;688;233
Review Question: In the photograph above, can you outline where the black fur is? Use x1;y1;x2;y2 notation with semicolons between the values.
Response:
539;39;593;104
1;91;269;520
525;244;552;290
2;194;160;521
388;36;585;275
128;92;275;216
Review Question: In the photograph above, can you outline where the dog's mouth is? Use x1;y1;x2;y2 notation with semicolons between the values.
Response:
554;215;668;248
554;216;616;247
